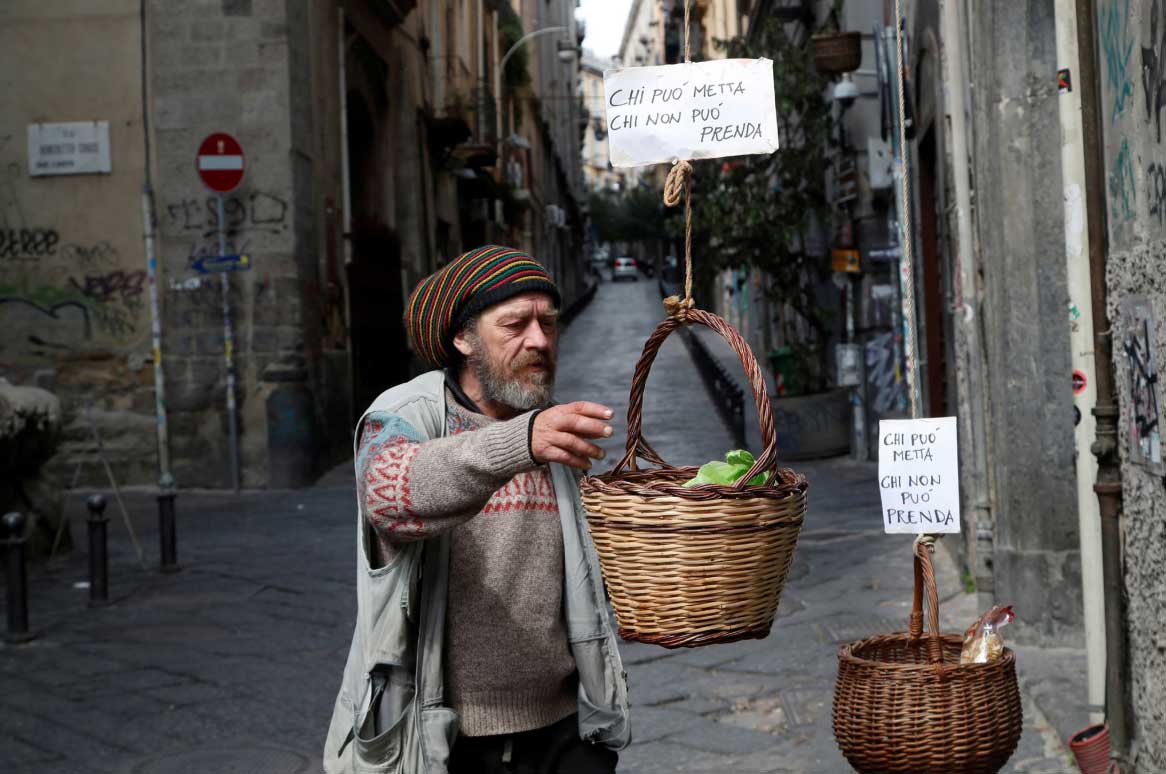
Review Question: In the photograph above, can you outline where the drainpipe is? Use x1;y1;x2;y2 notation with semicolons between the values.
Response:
139;0;172;486
1076;0;1132;766
940;0;994;607
1054;0;1107;726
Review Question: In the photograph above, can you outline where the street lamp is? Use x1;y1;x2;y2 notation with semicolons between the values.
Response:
494;25;570;154
556;40;577;63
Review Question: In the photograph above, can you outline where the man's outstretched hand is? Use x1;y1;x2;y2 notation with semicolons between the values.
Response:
531;402;615;471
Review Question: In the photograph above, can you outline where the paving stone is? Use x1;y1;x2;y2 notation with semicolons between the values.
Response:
0;734;60;767
141;681;239;706
629;705;707;744
626;659;702;707
672;717;785;755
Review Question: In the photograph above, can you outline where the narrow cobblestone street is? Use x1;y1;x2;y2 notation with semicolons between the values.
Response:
0;276;1074;773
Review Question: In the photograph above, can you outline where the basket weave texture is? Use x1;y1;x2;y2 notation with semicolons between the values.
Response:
832;542;1023;773
812;31;863;73
580;309;808;649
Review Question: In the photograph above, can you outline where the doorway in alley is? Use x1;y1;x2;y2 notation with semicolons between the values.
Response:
344;67;410;416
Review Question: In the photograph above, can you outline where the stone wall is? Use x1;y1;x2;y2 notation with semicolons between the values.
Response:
969;0;1083;642
1096;0;1166;765
149;0;349;487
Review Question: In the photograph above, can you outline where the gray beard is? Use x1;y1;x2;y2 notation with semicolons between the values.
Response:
466;335;555;411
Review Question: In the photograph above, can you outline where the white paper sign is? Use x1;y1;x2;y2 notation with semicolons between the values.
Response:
28;122;112;176
604;58;779;168
878;417;961;534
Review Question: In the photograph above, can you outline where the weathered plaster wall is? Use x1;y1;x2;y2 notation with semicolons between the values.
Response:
1097;0;1166;766
0;0;159;485
969;0;1082;642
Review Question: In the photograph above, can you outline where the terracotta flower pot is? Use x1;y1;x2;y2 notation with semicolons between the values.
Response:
1068;724;1110;774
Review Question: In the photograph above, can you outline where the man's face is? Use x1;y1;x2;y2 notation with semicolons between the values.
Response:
456;291;559;410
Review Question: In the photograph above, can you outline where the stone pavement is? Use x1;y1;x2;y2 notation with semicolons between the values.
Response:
0;273;1076;773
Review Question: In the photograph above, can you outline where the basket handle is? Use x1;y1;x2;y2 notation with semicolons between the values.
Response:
610;308;779;490
908;539;945;664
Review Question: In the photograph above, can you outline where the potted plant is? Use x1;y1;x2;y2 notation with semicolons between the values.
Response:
1067;724;1110;774
694;15;850;459
812;0;862;75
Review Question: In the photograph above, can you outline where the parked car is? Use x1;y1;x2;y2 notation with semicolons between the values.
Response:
612;257;639;282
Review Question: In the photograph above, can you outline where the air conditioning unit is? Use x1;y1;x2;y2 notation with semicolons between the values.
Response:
868;136;894;192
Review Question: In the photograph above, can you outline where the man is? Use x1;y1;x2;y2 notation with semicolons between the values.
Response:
323;246;631;774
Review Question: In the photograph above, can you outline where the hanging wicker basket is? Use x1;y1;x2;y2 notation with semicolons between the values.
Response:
832;541;1023;773
812;31;863;74
580;309;809;649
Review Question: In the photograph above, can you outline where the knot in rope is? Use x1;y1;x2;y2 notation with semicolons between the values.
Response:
914;534;938;551
663;295;694;320
663;160;693;208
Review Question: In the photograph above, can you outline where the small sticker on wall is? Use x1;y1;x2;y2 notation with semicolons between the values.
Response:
1058;68;1072;94
1073;370;1088;395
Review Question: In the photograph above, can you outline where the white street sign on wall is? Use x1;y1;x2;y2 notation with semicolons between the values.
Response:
27;122;112;176
603;58;779;168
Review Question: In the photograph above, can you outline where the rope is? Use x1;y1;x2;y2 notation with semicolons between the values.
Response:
662;0;695;319
893;0;920;419
914;533;936;550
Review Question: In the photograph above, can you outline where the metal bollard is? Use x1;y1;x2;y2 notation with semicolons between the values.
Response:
157;474;178;573
86;495;109;607
2;512;33;643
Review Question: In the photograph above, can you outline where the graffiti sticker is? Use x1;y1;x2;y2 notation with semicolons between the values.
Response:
1121;296;1164;472
1073;370;1088;395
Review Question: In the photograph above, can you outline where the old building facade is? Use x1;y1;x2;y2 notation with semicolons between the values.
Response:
1;0;588;491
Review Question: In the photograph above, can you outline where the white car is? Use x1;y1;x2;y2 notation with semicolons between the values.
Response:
612;257;639;282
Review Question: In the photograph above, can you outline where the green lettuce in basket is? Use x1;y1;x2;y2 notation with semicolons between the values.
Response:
682;449;769;487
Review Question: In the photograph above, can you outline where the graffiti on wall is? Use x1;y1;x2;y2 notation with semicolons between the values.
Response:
0;228;60;260
164;189;288;274
1143;0;1166;141
164;191;289;239
0;146;145;359
1121;295;1164;471
1102;0;1136;122
0;238;142;355
1149;161;1166;223
865;331;904;415
1110;139;1138;226
60;241;118;267
68;270;145;307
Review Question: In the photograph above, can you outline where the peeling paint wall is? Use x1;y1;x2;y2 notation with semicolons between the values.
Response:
1097;0;1166;767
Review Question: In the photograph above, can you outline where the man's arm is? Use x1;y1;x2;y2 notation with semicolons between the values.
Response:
357;411;537;543
357;401;615;545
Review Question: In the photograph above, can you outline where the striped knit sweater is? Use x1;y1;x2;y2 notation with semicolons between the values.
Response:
355;387;577;737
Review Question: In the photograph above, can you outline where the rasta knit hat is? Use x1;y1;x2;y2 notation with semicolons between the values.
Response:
405;245;561;368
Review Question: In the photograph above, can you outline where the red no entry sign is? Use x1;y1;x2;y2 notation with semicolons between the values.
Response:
197;132;245;193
